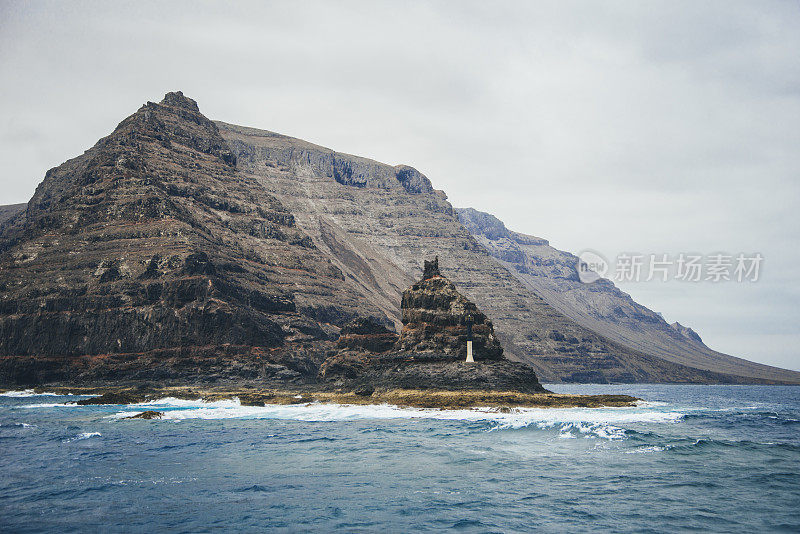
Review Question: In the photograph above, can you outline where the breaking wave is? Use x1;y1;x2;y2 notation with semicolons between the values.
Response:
63;432;101;443
0;390;66;397
107;397;686;440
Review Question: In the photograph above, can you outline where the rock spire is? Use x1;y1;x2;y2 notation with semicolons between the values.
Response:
396;258;503;360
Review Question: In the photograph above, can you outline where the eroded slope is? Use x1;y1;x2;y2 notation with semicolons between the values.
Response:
456;207;800;384
218;122;758;383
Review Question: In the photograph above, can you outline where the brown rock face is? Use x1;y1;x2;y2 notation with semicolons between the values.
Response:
336;317;398;353
218;121;777;385
0;91;387;385
395;258;503;360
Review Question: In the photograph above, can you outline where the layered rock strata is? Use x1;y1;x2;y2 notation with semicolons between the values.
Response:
0;92;386;385
395;257;503;360
1;90;797;386
456;207;800;383
218;120;789;383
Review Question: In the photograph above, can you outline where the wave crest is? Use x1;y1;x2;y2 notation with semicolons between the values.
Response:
103;397;685;440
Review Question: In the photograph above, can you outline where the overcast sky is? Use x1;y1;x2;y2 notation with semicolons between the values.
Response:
1;0;798;370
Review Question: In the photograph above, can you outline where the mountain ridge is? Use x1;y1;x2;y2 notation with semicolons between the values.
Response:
456;207;800;383
0;91;388;385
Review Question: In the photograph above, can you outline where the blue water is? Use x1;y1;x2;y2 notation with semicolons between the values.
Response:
1;385;799;533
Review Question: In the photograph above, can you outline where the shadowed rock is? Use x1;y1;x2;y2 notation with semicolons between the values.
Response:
337;317;398;353
126;410;163;419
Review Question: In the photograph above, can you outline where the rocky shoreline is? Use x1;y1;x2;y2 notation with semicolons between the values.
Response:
2;385;638;410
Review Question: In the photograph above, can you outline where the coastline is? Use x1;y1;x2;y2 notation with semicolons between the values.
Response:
1;386;638;410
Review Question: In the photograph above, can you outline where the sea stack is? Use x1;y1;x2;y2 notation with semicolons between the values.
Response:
395;257;504;360
318;256;546;393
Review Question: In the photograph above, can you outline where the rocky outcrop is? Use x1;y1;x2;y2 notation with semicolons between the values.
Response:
319;258;546;392
126;410;163;419
671;322;703;344
395;257;503;360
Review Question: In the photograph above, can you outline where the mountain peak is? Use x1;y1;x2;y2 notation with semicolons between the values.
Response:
671;322;704;344
160;91;200;112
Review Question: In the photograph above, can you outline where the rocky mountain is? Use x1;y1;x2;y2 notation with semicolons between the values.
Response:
217;116;798;384
0;91;796;386
0;92;386;385
456;207;800;384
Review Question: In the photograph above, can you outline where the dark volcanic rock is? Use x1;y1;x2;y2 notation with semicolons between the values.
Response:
353;360;545;393
0;91;388;386
319;257;546;393
77;391;146;405
395;257;503;361
126;410;163;419
422;256;441;279
336;317;398;353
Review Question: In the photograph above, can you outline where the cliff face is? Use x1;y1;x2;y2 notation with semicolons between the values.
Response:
456;208;800;384
0;92;386;385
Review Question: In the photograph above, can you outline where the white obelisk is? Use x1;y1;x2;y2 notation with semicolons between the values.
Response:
465;313;474;363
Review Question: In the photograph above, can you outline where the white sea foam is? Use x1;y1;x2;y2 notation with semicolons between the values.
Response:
63;431;101;443
0;389;67;397
104;396;685;440
23;402;79;408
635;400;669;408
625;445;667;454
135;397;213;408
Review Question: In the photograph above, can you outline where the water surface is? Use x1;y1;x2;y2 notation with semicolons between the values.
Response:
1;384;798;532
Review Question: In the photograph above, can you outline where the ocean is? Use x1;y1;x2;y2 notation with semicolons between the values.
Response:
1;384;798;533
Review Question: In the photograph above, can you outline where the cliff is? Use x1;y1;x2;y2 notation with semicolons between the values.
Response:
217;118;789;384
